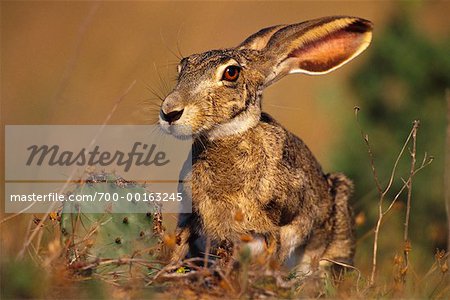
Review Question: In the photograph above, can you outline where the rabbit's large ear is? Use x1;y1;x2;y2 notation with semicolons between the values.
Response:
257;16;373;86
238;25;286;50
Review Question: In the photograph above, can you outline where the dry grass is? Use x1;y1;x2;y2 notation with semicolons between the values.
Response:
1;111;449;299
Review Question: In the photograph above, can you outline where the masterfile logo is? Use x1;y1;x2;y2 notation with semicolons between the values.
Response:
5;125;193;213
26;142;170;172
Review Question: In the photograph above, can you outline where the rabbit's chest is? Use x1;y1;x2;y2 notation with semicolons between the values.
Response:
188;142;284;239
192;141;274;197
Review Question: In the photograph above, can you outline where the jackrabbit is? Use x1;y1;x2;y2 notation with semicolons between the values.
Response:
159;16;373;271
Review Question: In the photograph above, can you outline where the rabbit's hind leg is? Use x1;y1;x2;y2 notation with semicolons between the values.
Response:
278;217;314;263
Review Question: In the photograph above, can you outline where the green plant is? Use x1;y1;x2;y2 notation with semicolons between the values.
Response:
60;172;163;279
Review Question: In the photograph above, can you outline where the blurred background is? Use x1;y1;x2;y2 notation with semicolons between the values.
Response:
1;1;449;297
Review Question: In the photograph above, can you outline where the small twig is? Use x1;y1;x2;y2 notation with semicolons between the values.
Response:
0;201;37;225
355;107;383;194
403;121;419;279
370;209;383;287
80;258;162;271
445;89;450;265
382;156;432;216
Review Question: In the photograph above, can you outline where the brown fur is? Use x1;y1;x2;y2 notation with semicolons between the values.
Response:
158;16;373;271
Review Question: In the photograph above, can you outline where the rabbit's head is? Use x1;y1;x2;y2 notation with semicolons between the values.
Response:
159;16;372;138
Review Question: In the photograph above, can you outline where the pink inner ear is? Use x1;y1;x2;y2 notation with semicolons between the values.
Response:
289;29;366;73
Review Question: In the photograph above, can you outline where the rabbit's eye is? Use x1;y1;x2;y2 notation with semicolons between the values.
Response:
222;66;240;82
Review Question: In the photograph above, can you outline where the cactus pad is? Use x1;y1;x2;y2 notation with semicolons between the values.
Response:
60;172;163;278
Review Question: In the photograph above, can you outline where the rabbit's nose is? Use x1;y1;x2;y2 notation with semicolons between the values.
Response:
160;109;184;124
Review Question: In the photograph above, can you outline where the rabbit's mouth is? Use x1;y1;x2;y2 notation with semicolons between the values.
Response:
159;124;193;140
